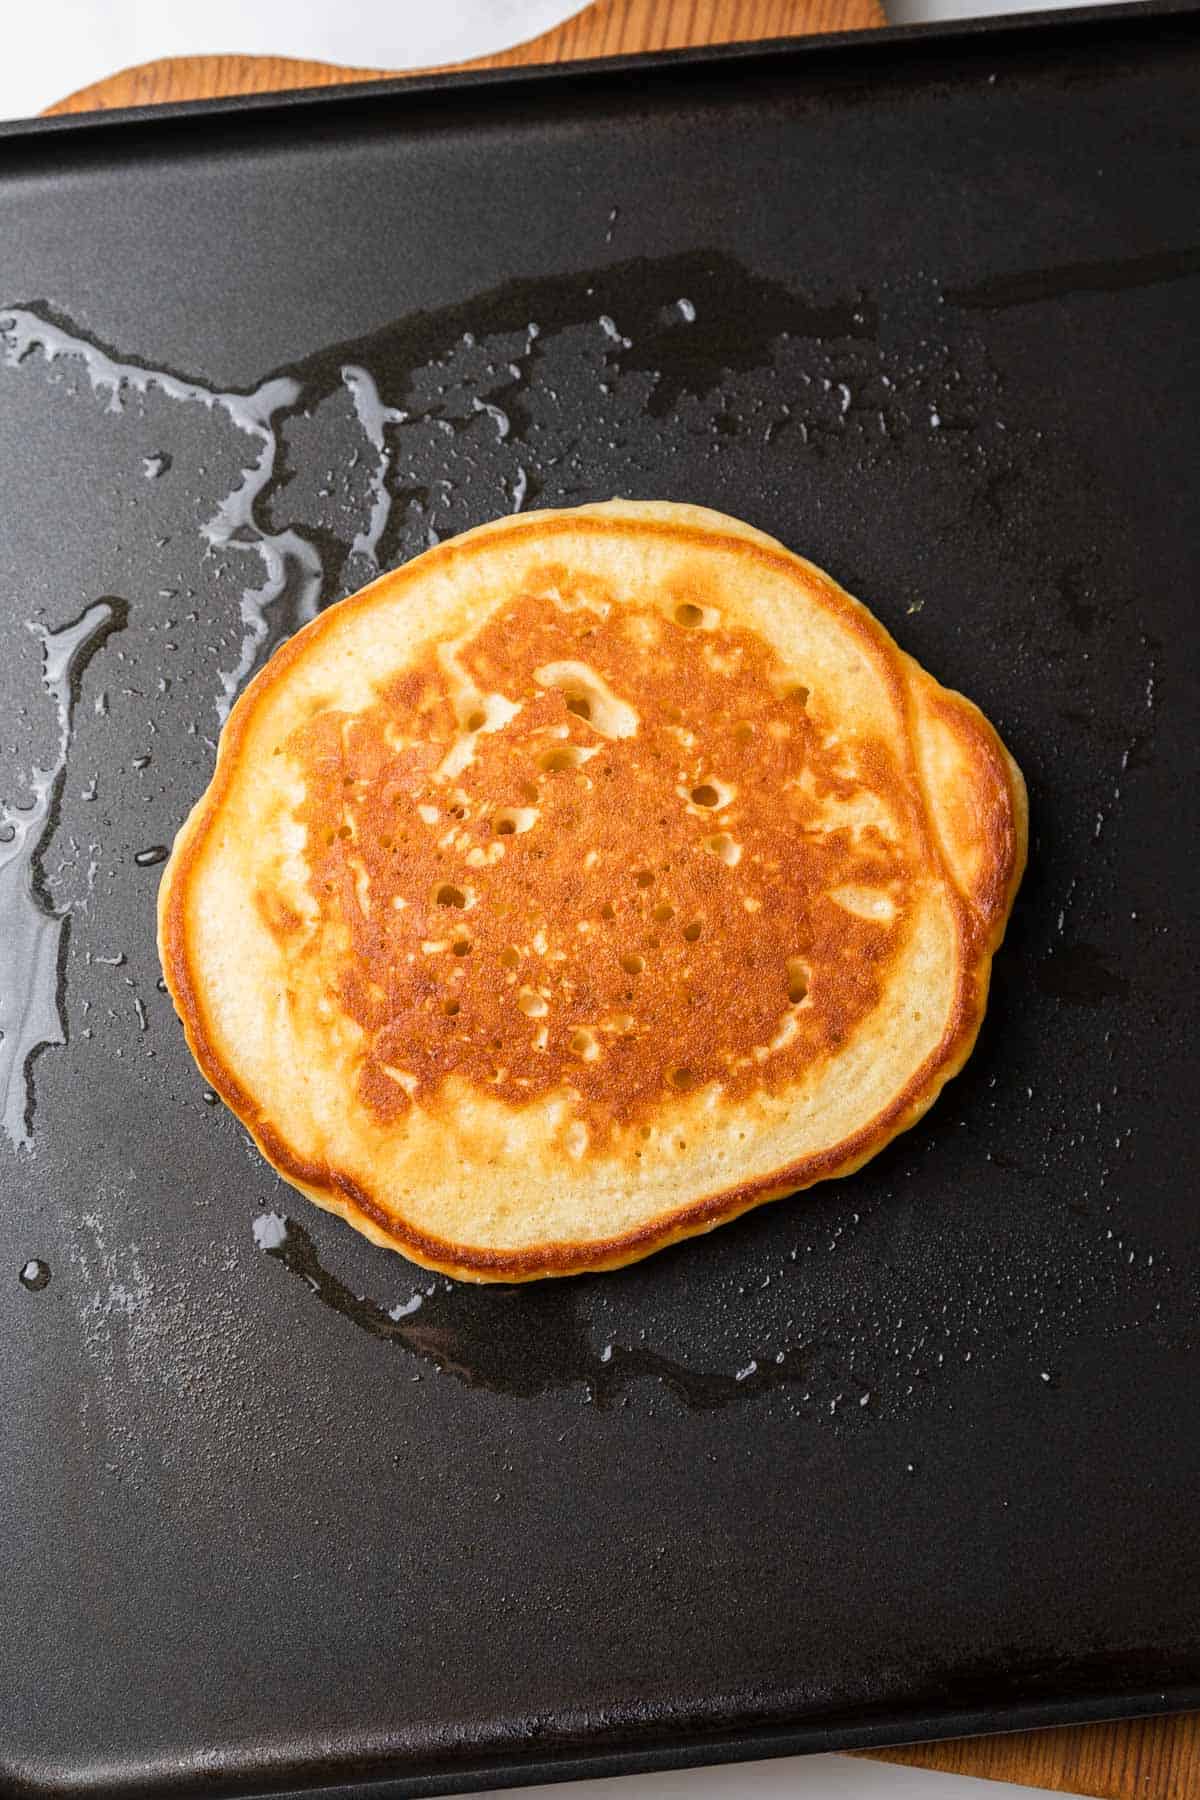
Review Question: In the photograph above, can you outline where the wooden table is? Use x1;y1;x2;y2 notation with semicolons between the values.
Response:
45;3;1196;1794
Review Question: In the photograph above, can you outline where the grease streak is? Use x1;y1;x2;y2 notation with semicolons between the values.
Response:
255;1212;808;1409
945;245;1200;311
0;600;124;1148
0;309;323;721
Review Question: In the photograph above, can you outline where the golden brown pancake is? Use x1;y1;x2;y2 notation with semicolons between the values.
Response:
158;501;1026;1282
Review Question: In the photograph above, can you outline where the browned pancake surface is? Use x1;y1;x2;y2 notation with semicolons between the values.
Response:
286;566;914;1132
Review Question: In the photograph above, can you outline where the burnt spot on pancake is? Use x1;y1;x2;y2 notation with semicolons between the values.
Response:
284;580;917;1139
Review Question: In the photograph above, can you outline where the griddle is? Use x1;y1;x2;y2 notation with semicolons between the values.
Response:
1;5;1198;1794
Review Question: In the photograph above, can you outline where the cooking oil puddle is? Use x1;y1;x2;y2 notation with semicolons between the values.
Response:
0;310;367;1146
340;365;407;576
253;1210;809;1409
945;243;1200;311
251;1174;1174;1417
0;598;125;1148
0;310;324;722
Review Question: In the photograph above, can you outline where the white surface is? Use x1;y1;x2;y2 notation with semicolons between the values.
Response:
0;1;1104;1795
476;1753;1084;1798
0;0;584;118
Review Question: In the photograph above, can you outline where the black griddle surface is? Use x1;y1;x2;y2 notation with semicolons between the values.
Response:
1;7;1198;1795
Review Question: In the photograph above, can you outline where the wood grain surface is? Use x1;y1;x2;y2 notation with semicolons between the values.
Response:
45;0;883;113
45;2;1196;1795
861;1712;1200;1795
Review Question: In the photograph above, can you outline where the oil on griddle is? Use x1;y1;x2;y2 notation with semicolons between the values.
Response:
0;249;1175;1419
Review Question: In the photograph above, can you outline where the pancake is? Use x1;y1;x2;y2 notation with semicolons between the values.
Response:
158;501;1026;1282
